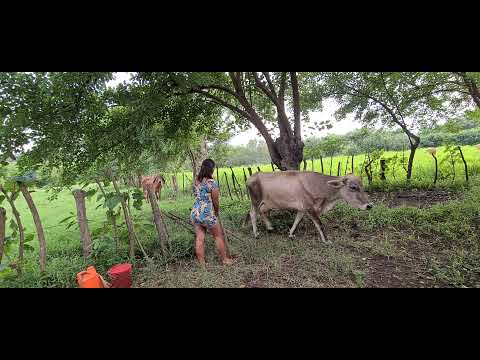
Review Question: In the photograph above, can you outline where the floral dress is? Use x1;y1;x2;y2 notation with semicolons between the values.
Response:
190;178;219;228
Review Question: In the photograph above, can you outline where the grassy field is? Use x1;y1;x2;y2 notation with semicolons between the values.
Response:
164;145;480;195
1;145;480;287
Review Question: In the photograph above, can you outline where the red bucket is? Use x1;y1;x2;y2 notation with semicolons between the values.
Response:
107;263;132;288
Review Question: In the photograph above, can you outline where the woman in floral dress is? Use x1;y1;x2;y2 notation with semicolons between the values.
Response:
191;159;233;267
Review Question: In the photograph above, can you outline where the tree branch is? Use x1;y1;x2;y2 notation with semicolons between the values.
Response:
290;72;301;140
262;72;278;99
253;73;278;104
191;88;250;119
278;73;287;105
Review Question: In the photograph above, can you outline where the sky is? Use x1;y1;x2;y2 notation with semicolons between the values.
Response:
108;72;361;146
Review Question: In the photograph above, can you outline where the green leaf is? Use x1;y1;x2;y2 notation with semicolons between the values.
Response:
85;188;97;199
59;215;74;224
105;194;123;210
0;161;9;167
66;221;77;230
0;264;7;271
91;227;104;237
24;244;35;252
96;193;104;202
25;234;35;243
10;219;18;231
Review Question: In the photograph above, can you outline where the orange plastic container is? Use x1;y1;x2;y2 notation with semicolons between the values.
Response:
76;266;105;288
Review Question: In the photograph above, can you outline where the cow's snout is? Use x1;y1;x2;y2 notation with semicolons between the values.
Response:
366;203;373;210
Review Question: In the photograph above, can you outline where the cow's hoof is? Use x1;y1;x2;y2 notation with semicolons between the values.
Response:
288;234;295;239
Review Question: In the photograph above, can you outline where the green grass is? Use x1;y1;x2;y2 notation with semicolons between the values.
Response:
163;145;480;194
1;145;480;287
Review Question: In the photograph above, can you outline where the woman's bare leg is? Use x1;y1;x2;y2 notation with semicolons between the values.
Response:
210;223;233;265
194;224;207;267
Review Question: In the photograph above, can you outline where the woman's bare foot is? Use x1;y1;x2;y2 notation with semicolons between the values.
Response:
197;259;206;269
222;258;235;266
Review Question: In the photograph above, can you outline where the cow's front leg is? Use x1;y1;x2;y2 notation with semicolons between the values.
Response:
250;206;259;238
307;211;331;245
289;211;305;238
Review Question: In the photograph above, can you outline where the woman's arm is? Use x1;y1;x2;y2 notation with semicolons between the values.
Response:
211;188;220;217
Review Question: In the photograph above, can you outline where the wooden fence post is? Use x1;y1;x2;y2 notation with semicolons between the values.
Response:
0;207;6;265
223;172;233;200
380;159;386;181
248;167;253;176
320;156;324;174
457;146;469;182
72;189;92;261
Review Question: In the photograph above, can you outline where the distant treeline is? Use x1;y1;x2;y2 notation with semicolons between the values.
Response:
208;117;480;167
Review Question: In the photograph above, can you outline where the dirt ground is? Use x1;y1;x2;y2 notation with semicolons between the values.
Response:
133;188;478;288
369;189;463;208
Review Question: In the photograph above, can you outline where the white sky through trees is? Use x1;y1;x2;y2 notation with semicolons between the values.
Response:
108;72;361;146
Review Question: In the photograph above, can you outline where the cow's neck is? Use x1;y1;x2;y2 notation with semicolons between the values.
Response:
316;191;342;215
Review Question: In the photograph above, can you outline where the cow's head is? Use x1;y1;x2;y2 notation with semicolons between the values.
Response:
327;174;372;210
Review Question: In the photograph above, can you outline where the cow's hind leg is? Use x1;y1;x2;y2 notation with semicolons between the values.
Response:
289;211;305;238
307;211;331;245
259;204;274;232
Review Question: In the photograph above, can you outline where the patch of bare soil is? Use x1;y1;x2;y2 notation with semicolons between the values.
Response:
365;254;439;288
369;189;463;208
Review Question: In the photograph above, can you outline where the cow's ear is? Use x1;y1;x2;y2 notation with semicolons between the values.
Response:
327;179;346;189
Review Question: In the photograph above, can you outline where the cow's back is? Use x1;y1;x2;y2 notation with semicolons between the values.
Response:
247;171;341;211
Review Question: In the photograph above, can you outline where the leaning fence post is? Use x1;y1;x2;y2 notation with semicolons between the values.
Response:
223;172;233;200
380;159;386;181
320;156;324;174
457;146;469;182
230;167;243;200
247;167;253;176
337;162;341;176
257;166;261;172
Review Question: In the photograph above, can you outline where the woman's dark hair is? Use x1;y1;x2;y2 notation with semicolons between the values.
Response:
197;159;216;182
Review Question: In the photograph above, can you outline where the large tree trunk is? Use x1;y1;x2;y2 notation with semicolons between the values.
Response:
272;136;304;170
457;72;480;109
146;188;168;253
0;187;25;276
72;190;92;260
19;184;47;272
0;207;6;265
112;177;137;259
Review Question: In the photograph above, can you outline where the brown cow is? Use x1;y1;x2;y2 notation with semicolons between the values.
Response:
141;175;166;202
245;171;372;244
